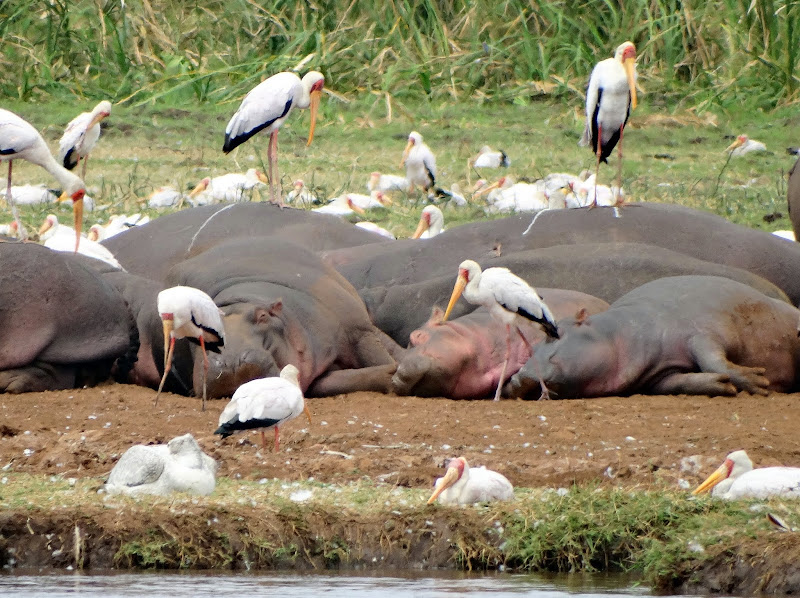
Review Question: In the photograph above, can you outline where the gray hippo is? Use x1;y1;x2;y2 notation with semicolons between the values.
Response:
392;289;609;399
164;237;399;399
361;242;788;346
0;243;134;393
506;276;800;400
789;157;800;241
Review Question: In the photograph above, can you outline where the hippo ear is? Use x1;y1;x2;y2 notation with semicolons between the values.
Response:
574;308;588;325
254;300;282;325
268;299;283;317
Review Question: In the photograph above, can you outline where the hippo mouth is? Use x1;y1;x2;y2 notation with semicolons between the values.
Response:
197;349;280;399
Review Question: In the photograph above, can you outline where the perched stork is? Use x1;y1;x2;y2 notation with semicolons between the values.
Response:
411;205;445;239
38;214;123;269
580;41;637;206
215;364;312;452
692;450;800;500
442;260;559;400
223;71;324;206
367;171;409;193
400;131;437;193
726;135;767;157
427;457;514;505
0;108;86;248
58;100;112;180
155;286;226;411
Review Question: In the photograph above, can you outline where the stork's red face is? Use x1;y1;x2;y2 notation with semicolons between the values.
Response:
411;209;433;239
426;456;467;504
442;269;469;322
692;457;735;495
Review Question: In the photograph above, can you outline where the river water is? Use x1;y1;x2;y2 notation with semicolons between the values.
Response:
0;570;696;597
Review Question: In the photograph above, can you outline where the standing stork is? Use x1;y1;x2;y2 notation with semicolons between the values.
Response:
442;260;559;401
155;286;226;411
223;71;325;206
58;100;112;180
580;41;638;206
0;108;86;249
400;131;437;193
215;364;312;452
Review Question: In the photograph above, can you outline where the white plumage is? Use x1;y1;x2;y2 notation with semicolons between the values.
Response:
0;183;58;205
104;433;217;497
286;179;319;206
0;107;86;246
346;191;392;210
38;214;123;269
58;100;111;179
223;71;324;205
427;457;514;505
155;286;225;410
367;171;409;193
87;214;150;241
693;450;800;500
412;205;445;239
355;221;396;239
726;135;767;157
147;185;188;208
400;131;437;192
312;195;367;217
188;168;269;205
215;364;312;452
471;145;510;169
0;221;19;238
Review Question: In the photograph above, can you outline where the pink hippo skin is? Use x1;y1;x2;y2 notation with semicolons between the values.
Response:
506;275;800;400
392;289;609;399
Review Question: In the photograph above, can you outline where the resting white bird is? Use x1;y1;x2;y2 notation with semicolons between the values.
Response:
580;41;637;206
474;175;513;205
355;221;396;239
87;213;150;241
286;179;319;206
147;185;187;208
400;131;437;193
38;214;123;269
104;433;217;497
155;286;226;411
0;107;86;247
223;70;324;205
58;100;112;180
0;183;58;205
215;364;312;452
346;191;392;210
692;450;800;500
470;145;510;169
567;176;622;208
367;171;409;193
427;457;514;505
726;135;767;157
0;221;19;238
188;168;269;205
443;260;559;400
431;183;467;207
411;205;445;239
312;195;367;217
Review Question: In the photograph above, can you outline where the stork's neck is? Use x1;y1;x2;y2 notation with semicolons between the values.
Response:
34;148;83;195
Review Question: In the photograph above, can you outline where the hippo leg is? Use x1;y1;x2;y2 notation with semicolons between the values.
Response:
689;336;770;395
392;355;432;395
354;332;397;367
307;364;397;397
650;372;737;396
0;361;77;393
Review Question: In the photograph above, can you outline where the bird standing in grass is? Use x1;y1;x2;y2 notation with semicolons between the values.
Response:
215;364;312;452
400;131;437;193
59;100;112;180
442;260;559;401
580;41;637;206
155;286;225;411
223;71;324;206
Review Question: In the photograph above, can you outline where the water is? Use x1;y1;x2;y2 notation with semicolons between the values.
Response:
0;570;675;597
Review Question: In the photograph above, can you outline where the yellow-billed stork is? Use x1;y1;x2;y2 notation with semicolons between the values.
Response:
427;457;514;505
400;131;437;193
692;450;800;500
58;100;112;180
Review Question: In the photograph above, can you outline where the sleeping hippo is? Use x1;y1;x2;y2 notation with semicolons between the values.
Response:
393;289;609;399
506;276;800;400
165;237;399;399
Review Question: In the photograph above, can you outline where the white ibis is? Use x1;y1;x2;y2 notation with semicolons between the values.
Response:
427;457;514;505
726;135;767;157
692;450;800;500
0;107;86;249
400;131;437;193
354;221;396;239
579;41;637;206
470;145;510;169
215;364;312;452
38;214;123;269
188;168;269;205
311;195;367;217
286;179;318;206
155;286;226;411
367;171;409;193
223;70;324;206
411;205;445;239
443;260;559;400
58;100;112;180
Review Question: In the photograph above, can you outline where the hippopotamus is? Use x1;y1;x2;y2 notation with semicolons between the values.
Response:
164;237;399;398
392;289;609;399
0;243;134;393
360;242;788;346
102;203;390;282
323;203;800;304
789;157;800;240
506;276;800;400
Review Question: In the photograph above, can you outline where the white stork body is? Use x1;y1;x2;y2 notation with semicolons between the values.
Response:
580;42;637;206
0;221;19;238
400;131;437;192
568;175;622;208
38;214;123;269
346;191;391;210
58;100;111;180
223;71;324;205
693;450;800;500
147;186;187;208
88;213;150;241
355;221;396;239
412;205;445;239
312;195;366;217
155;286;225;410
443;260;559;400
471;145;510;169
215;364;312;452
432;183;467;207
726;135;767;157
427;457;514;505
0;108;86;247
367;172;409;193
491;182;549;214
0;183;58;205
188;168;268;205
286;179;319;206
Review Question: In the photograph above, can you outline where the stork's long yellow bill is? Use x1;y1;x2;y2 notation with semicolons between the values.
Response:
692;463;728;495
307;89;321;146
161;318;174;369
442;274;467;322
400;139;413;168
427;465;460;504
56;193;83;253
411;217;429;239
624;57;638;110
